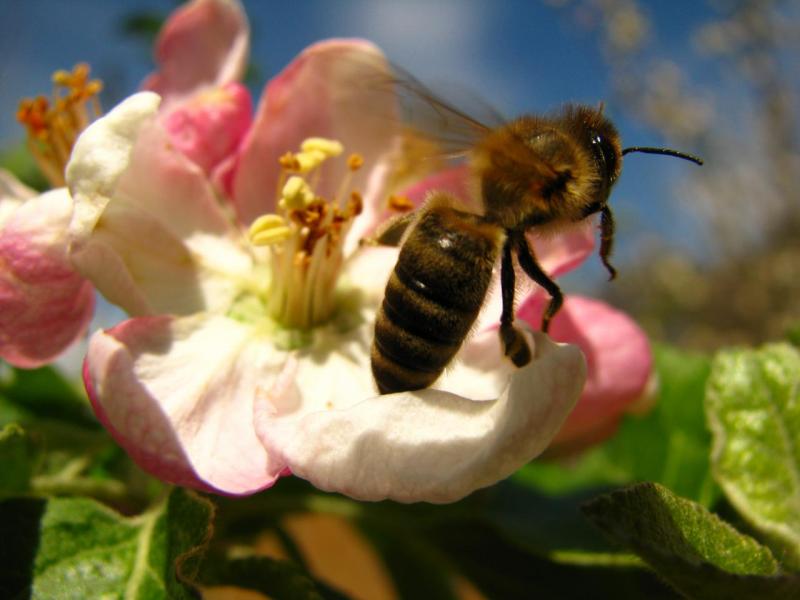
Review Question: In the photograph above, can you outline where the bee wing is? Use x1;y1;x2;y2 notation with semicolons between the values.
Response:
321;50;505;160
379;62;506;158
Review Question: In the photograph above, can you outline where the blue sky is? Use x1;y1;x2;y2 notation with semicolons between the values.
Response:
0;0;722;275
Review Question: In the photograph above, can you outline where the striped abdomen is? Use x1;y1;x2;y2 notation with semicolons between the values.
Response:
371;203;503;394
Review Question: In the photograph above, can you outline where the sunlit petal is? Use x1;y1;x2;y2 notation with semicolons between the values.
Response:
256;331;585;503
84;313;286;494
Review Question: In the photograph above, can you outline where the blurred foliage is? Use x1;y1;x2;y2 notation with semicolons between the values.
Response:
519;346;720;507
604;229;800;350
0;143;49;192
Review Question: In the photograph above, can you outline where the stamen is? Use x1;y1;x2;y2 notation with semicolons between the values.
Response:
278;152;301;171
294;150;327;174
280;176;315;210
387;194;414;212
249;214;292;246
16;63;103;187
347;153;365;171
249;138;366;331
301;137;343;157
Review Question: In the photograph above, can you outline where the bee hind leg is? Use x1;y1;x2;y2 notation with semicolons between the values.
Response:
513;233;563;334
499;236;532;367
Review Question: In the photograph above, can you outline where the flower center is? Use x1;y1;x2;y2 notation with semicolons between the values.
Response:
248;138;365;330
16;63;103;187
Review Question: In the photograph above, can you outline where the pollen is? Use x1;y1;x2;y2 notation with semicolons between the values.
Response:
16;63;103;187
347;153;365;171
249;214;291;246
387;194;414;212
279;176;315;210
251;138;368;330
301;137;343;157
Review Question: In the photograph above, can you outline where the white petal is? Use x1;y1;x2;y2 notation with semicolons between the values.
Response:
67;92;162;239
256;331;585;503
67;92;255;316
86;313;288;494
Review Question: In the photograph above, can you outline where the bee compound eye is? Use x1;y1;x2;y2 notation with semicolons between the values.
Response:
589;131;618;182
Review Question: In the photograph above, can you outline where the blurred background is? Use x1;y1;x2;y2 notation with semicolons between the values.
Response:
3;0;797;355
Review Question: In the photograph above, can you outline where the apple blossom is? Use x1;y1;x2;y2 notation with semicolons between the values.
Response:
0;63;104;368
143;0;253;178
67;38;589;502
0;0;250;369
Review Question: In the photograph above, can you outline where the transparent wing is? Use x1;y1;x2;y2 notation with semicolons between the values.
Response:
320;49;507;160
378;62;507;157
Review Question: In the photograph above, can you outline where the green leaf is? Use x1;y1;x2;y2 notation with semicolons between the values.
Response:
518;345;719;505
583;482;800;599
202;555;351;600
706;343;800;569
425;519;676;599
0;424;39;496
0;487;214;599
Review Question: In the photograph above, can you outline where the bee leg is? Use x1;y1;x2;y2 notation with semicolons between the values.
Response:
499;236;532;367
599;205;617;280
514;233;563;334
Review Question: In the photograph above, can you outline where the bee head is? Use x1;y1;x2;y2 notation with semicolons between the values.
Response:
564;105;623;205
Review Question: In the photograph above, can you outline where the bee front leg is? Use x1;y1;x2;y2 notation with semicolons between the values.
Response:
514;233;563;333
499;236;532;367
599;205;617;280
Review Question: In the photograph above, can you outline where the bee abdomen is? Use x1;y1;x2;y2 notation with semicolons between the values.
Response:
372;205;502;394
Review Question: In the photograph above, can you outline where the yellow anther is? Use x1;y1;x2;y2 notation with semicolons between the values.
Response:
347;153;364;171
294;149;327;173
300;137;343;157
279;176;315;210
249;214;291;246
52;63;89;87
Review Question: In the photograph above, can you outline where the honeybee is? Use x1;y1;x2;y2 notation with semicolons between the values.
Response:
368;67;702;394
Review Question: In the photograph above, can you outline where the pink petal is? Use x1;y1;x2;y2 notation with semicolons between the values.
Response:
517;294;653;454
531;219;596;279
142;0;249;108
84;313;286;495
163;82;253;175
0;190;94;368
401;165;475;206
225;39;400;225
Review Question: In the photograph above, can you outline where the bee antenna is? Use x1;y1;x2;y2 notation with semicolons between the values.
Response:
622;146;704;166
